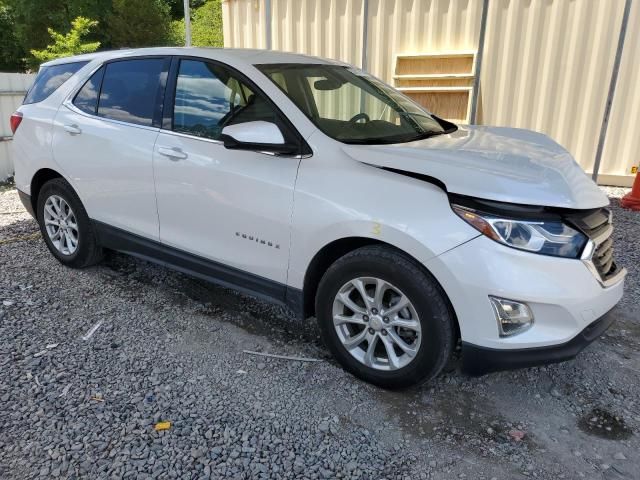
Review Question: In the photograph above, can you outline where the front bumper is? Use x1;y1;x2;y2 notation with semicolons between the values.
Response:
424;235;624;370
461;310;615;375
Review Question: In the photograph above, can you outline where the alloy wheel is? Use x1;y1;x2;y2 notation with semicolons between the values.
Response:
43;195;79;256
332;277;421;371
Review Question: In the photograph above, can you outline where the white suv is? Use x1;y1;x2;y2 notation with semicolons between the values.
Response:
11;48;625;388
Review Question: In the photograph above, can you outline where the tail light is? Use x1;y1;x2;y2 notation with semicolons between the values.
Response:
10;111;23;134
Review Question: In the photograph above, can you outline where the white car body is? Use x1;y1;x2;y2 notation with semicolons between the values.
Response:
12;48;625;379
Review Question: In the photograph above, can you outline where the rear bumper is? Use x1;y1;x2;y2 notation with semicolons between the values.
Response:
461;311;616;375
17;189;35;218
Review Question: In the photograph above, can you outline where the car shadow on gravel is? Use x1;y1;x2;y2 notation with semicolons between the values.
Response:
100;251;328;358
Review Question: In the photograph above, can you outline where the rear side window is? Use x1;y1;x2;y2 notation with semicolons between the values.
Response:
23;61;88;105
73;66;104;115
97;59;165;127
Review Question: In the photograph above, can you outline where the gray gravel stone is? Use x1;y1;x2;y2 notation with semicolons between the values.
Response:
0;184;639;480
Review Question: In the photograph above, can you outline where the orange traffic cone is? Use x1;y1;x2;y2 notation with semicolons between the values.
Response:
621;171;640;210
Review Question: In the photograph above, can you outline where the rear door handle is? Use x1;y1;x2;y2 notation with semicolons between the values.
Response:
63;124;82;135
158;146;188;160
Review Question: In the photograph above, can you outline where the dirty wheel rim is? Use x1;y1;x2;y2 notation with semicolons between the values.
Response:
332;277;421;371
43;195;79;256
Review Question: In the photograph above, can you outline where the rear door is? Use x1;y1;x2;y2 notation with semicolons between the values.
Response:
52;57;170;239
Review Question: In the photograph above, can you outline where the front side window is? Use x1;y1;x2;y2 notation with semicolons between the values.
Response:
172;59;283;141
97;58;165;127
257;64;455;144
24;61;88;105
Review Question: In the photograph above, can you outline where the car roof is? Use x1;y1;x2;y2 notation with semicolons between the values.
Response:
40;47;347;68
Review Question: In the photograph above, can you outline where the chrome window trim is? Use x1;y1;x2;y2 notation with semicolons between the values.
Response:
158;128;311;159
62;56;168;132
62;99;161;133
159;128;223;145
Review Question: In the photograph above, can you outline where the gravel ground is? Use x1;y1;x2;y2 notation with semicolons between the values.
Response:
0;183;638;479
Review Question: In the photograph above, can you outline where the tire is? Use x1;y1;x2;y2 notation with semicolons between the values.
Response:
316;245;455;389
36;178;103;268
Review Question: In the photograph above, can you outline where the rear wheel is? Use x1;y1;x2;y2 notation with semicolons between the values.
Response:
36;178;103;268
316;245;455;389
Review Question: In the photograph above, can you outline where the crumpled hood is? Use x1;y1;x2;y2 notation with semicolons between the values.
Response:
343;125;608;209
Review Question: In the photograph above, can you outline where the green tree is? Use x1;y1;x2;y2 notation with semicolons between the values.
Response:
166;0;206;20
0;3;26;71
171;0;223;47
6;0;110;59
30;17;100;64
108;0;171;48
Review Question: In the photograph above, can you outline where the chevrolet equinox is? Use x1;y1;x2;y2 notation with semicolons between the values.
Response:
11;48;626;388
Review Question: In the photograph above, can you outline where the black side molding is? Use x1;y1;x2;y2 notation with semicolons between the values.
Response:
92;220;304;317
17;189;35;219
461;312;616;376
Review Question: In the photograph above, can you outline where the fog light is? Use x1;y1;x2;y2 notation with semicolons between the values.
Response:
489;296;534;337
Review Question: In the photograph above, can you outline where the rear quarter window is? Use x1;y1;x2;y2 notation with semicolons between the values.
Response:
73;66;105;115
23;61;88;105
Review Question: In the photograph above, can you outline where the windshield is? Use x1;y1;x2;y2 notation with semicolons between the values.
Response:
257;63;456;144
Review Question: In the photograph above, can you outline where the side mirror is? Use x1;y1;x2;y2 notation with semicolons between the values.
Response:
220;121;296;154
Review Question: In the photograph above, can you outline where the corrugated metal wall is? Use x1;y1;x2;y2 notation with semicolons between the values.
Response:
0;73;34;181
272;0;364;66
222;0;638;186
478;0;626;175
222;0;267;49
601;0;640;184
0;1;634;185
366;0;483;82
223;0;365;64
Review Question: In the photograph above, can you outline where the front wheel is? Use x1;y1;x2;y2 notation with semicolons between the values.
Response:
316;246;455;389
36;178;103;268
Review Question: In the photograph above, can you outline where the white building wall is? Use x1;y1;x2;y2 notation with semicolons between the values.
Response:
0;73;35;181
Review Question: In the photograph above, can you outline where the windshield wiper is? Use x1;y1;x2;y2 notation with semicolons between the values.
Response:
341;131;445;145
402;130;448;142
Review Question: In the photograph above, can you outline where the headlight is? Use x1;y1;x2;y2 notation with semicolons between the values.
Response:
452;205;587;258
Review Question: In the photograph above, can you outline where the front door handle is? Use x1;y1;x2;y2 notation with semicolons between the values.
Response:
158;146;188;160
63;124;82;135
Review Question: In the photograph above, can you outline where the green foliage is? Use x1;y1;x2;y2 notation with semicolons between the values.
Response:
107;0;171;48
6;0;110;61
166;0;206;20
192;0;223;47
30;17;101;65
0;0;225;71
171;0;223;47
0;4;26;71
169;19;186;46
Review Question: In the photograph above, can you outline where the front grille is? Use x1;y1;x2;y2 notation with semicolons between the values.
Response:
593;239;617;280
566;208;618;282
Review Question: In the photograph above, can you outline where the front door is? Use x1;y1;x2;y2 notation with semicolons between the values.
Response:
153;58;302;288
